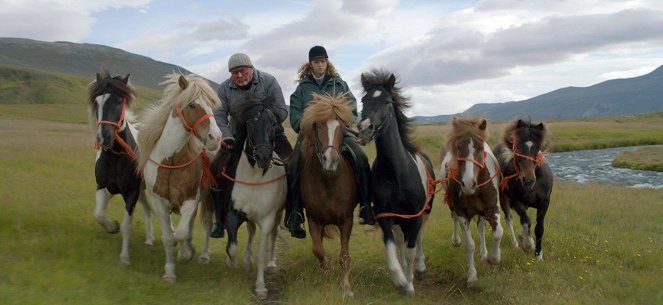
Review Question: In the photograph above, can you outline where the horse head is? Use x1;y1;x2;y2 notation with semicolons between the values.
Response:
503;119;548;190
237;98;279;170
301;93;353;172
447;117;488;195
357;71;397;145
88;69;134;150
170;74;223;152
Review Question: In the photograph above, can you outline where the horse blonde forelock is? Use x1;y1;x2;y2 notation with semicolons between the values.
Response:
446;116;488;153
300;93;352;159
137;73;221;171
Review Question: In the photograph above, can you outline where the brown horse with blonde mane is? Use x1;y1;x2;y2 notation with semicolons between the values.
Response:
299;93;358;297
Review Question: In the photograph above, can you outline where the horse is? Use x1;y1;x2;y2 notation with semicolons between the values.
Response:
356;69;435;296
439;117;503;287
137;73;222;282
298;93;358;297
211;97;287;300
87;69;154;265
492;118;553;260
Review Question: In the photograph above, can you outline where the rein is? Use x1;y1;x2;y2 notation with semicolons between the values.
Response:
498;140;546;190
147;102;217;188
374;154;433;220
220;166;286;186
95;98;139;161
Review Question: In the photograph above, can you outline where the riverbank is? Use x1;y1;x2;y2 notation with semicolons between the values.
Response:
613;146;663;172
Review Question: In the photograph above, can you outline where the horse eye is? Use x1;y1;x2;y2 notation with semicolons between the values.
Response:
188;103;196;109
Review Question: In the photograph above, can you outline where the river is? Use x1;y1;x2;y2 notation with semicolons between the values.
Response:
547;145;663;189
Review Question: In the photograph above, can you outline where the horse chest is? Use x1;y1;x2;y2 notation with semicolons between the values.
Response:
231;154;286;217
152;152;202;207
95;153;141;192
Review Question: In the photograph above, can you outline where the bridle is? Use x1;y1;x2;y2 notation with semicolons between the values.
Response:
244;108;279;167
312;121;343;167
498;138;546;190
175;102;214;139
95;97;138;160
361;100;394;143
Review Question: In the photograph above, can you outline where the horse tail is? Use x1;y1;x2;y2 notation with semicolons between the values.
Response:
322;225;340;240
199;194;214;232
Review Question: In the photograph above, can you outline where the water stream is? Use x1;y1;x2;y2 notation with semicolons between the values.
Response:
547;145;663;189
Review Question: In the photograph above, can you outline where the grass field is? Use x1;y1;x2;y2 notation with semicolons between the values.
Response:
1;115;662;305
612;146;663;172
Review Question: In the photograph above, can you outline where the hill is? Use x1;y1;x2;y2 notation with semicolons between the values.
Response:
0;37;218;90
414;65;663;123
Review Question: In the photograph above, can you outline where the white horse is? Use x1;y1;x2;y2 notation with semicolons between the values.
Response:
137;73;222;282
87;69;154;265
213;99;286;299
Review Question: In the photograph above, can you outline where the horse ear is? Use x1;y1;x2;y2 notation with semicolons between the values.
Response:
122;74;130;84
360;73;369;89
178;75;189;89
479;119;487;130
96;72;103;83
516;119;526;128
536;122;544;130
387;73;396;88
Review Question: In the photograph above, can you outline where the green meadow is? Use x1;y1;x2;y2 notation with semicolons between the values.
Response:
1;105;662;305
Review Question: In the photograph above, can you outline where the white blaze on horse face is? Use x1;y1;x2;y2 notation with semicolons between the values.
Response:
372;89;382;98
95;93;111;140
323;119;341;171
461;138;477;194
525;141;533;153
200;101;222;151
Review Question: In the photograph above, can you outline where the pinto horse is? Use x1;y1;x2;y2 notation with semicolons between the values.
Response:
212;98;287;300
137;73;222;282
440;117;503;287
299;93;358;297
357;70;435;296
492;118;553;260
87;69;154;265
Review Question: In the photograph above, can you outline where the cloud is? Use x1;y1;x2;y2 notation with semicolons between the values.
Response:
0;0;149;42
364;8;663;87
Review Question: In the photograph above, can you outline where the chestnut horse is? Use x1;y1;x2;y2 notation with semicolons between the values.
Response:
299;93;358;297
492;118;553;260
137;73;222;282
440;117;503;287
87;69;154;265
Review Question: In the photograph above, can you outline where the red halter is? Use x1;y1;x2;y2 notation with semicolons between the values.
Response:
95;98;138;161
498;140;546;190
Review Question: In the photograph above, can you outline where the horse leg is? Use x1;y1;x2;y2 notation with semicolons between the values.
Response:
487;210;503;265
198;194;215;264
402;225;419;297
514;202;535;253
500;193;518;248
393;225;407;272
459;216;477;287
225;209;243;267
244;222;257;272
118;189;140;265
478;216;488;262
308;220;326;268
380;220;408;294
94;188;118;233
138;189;155;246
174;199;197;263
267;216;280;271
151;195;176;283
534;202;549;261
254;217;275;300
451;211;462;247
415;215;427;280
340;218;354;298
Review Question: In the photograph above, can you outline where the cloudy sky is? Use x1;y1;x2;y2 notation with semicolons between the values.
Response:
2;0;663;116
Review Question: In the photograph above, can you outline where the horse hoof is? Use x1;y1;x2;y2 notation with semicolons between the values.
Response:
225;256;234;267
255;289;268;300
105;221;120;234
266;264;277;273
162;275;176;284
145;239;154;246
119;255;130;265
415;270;426;281
343;290;355;298
198;255;210;264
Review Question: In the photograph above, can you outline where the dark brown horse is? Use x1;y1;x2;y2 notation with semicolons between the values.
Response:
440;117;503;287
299;93;358;297
492;118;553;260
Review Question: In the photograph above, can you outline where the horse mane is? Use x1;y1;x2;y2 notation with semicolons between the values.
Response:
361;69;419;153
86;68;136;131
502;118;549;149
300;93;353;159
137;73;221;171
446;116;488;151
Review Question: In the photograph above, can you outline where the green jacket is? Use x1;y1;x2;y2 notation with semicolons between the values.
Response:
289;73;357;134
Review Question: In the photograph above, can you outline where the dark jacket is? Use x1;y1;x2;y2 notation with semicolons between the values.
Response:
289;73;357;134
215;69;288;138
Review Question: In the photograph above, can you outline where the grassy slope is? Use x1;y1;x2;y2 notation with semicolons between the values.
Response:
1;115;662;304
613;146;663;172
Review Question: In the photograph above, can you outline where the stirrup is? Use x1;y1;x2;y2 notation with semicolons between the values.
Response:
359;206;375;225
287;212;306;239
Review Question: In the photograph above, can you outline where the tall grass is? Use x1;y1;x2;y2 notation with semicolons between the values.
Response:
1;117;662;304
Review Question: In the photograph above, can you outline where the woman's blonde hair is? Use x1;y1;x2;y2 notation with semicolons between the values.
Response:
296;60;338;81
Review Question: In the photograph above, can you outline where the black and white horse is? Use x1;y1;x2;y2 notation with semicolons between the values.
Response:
87;69;154;265
357;69;435;296
493;118;553;260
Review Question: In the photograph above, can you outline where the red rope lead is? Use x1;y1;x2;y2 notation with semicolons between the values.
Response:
220;167;286;186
